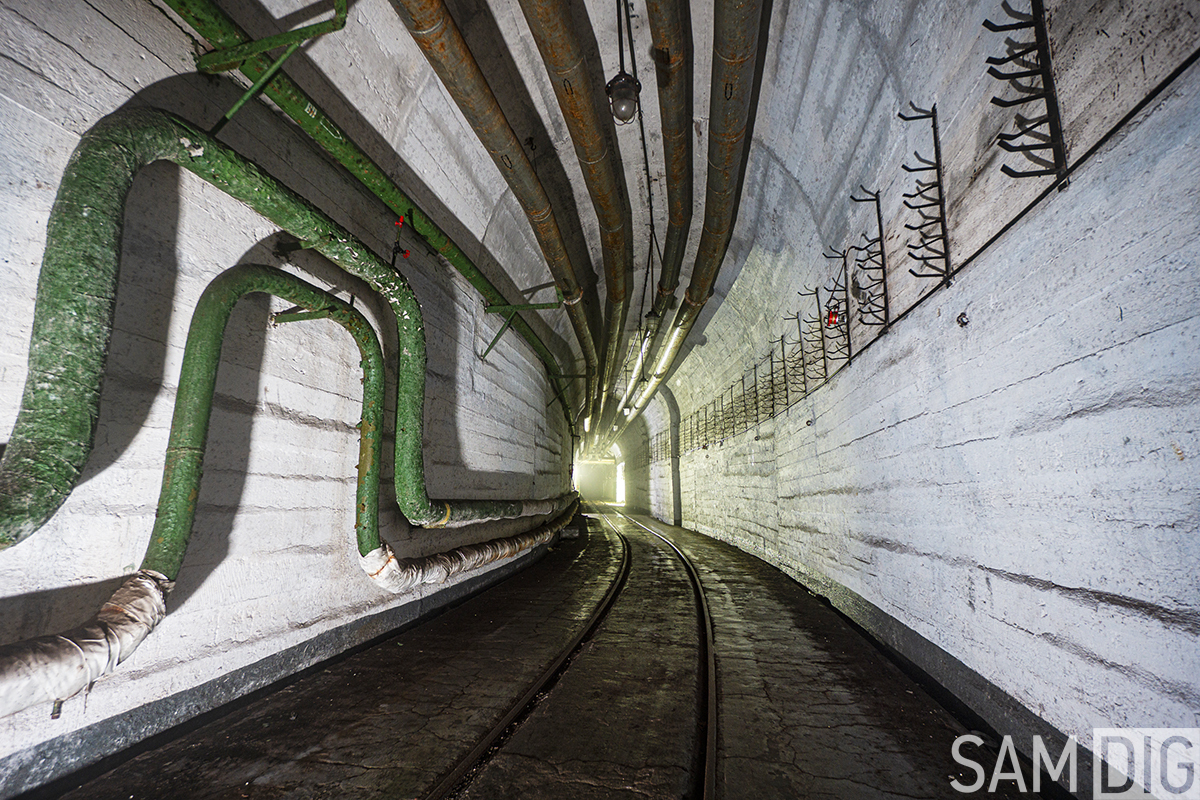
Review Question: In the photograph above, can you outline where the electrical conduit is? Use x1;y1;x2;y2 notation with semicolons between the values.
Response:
613;0;694;423
605;0;766;450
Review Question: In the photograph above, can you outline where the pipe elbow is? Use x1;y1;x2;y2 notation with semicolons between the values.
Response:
0;570;171;720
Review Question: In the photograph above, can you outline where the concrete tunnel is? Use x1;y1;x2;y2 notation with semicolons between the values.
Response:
0;0;1197;796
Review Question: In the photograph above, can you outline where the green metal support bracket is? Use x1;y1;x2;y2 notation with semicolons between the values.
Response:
485;287;563;313
545;377;577;409
481;287;562;361
196;0;348;74
272;307;334;324
481;312;518;361
210;39;303;135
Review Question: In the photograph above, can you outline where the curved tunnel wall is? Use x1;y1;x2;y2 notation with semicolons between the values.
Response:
0;0;571;789
0;0;1196;793
640;0;1200;771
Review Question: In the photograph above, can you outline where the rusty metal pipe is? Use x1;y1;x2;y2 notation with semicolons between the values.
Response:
617;0;693;428
646;0;693;319
514;0;634;433
605;0;766;449
387;0;599;427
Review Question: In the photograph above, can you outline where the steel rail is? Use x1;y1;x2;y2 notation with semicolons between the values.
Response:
608;506;717;800
423;518;632;800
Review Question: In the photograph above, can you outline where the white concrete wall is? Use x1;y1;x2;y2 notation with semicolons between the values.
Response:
648;460;673;519
0;0;570;788
650;0;1200;769
620;418;651;512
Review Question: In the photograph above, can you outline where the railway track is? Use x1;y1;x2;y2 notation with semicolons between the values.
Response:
606;505;717;800
435;505;718;799
35;510;1034;799
421;518;633;799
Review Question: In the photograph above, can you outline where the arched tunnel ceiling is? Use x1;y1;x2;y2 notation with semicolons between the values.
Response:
209;0;1200;438
217;0;728;421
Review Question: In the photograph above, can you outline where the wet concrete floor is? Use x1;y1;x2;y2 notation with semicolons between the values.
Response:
25;512;1033;799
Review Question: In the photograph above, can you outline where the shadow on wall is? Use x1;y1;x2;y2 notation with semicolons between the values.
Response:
229;0;583;375
1;63;577;640
0;188;273;640
0;74;301;637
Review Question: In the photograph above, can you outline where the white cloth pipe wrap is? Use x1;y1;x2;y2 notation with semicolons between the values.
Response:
361;501;576;593
0;570;172;718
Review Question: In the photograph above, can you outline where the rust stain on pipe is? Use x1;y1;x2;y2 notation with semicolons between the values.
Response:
388;0;599;425
515;0;635;429
646;0;694;312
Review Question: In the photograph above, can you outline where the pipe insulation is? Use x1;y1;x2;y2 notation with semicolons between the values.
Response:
0;499;578;719
0;108;570;548
362;497;578;593
143;264;570;575
0;570;171;720
646;0;695;312
0;261;577;719
161;0;580;433
387;0;601;428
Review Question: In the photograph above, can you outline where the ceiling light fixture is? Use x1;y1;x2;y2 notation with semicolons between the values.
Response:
606;72;641;124
606;0;641;124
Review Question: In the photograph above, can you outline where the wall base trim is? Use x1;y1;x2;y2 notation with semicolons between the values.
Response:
2;543;548;799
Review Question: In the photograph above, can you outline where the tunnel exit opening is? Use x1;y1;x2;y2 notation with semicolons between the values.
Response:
574;459;617;503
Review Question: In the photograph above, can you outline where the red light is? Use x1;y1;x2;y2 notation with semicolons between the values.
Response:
826;308;839;327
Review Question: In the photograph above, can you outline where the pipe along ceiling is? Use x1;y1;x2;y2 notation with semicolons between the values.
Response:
0;0;768;716
160;0;768;451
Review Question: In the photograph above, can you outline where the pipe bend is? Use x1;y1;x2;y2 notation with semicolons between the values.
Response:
362;497;578;593
0;108;574;548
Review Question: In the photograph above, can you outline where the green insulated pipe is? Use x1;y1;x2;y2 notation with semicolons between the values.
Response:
161;0;581;430
0;261;575;718
0;108;567;548
142;264;385;580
